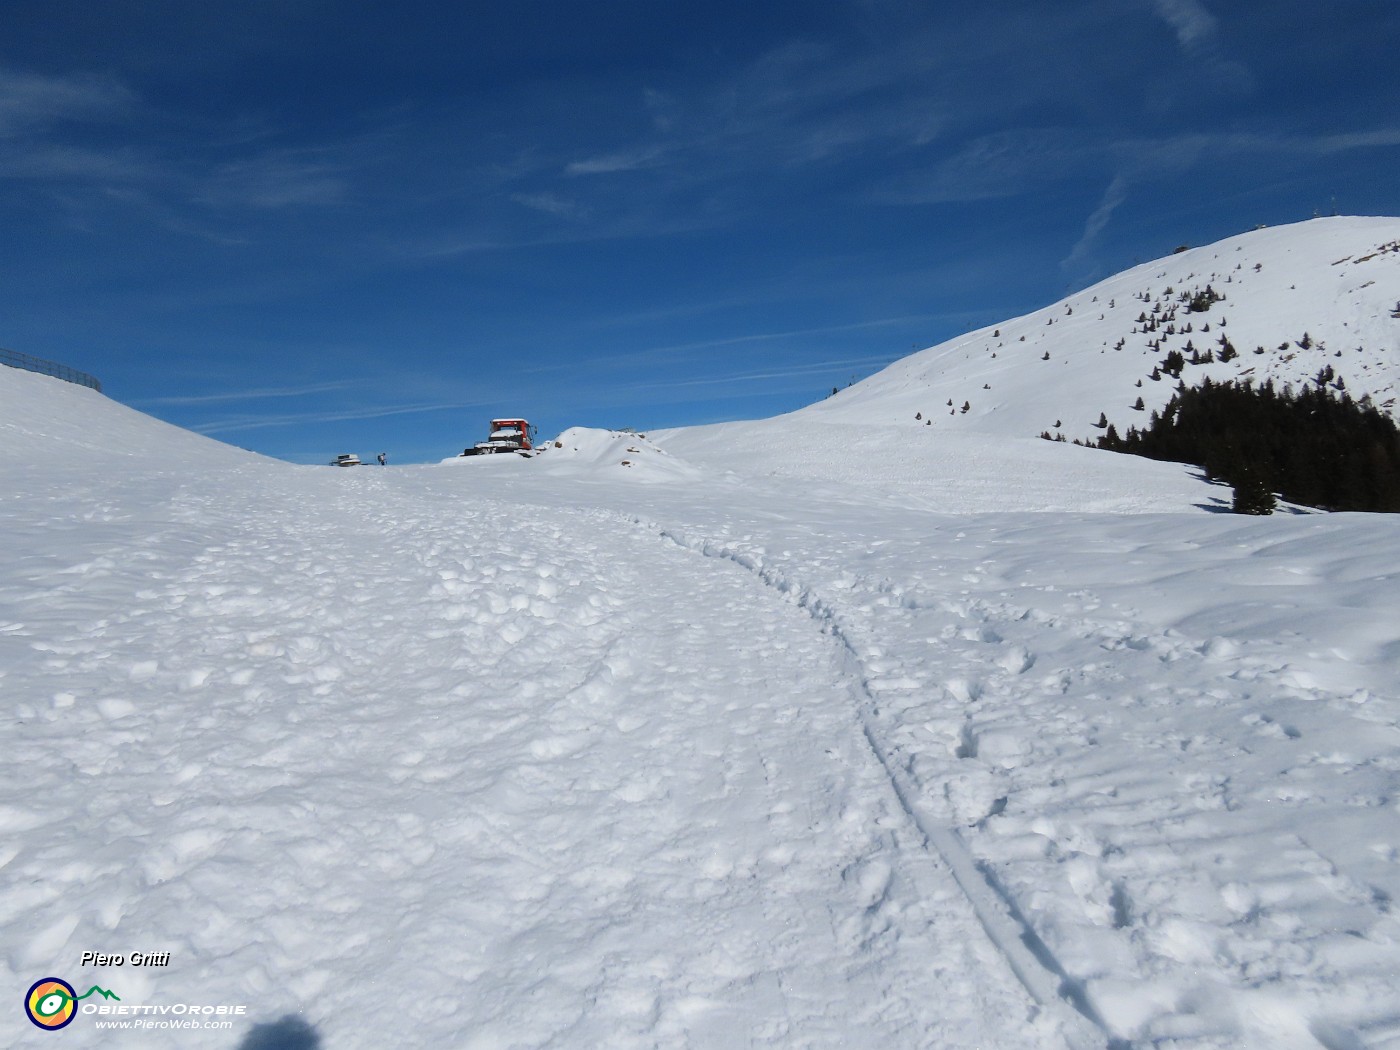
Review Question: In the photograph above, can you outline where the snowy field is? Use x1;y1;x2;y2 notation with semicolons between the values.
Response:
4;360;1400;1050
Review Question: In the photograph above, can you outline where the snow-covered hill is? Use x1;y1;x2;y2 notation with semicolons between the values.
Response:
1;364;262;470
660;217;1400;500
807;216;1400;439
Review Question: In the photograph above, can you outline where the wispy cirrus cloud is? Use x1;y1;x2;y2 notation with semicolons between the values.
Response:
871;127;1098;205
521;314;941;381
558;34;951;193
137;380;357;406
621;354;902;392
191;399;491;435
565;146;667;176
876;120;1400;209
0;143;150;181
1149;0;1221;55
193;151;351;210
1062;175;1130;271
0;67;149;187
1058;124;1400;274
411;16;1125;258
0;66;135;136
1113;127;1400;176
510;191;582;217
639;315;942;359
1145;0;1252;92
0;62;388;236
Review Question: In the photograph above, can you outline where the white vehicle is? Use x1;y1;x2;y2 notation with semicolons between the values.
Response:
330;453;362;467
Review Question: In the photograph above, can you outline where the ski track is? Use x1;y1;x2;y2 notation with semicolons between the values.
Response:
7;359;1400;1049
3;465;1059;1049
622;506;1400;1050
648;523;1111;1046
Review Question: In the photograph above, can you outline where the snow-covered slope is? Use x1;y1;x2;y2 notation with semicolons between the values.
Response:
648;420;1222;513
0;365;263;469
805;216;1400;439
659;217;1400;501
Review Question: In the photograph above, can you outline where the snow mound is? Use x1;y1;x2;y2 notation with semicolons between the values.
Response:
537;428;707;484
443;427;706;485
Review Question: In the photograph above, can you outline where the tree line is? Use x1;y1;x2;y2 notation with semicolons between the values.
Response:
1088;376;1400;513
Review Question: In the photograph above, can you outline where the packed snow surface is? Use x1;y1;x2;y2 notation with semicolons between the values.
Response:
5;221;1400;1049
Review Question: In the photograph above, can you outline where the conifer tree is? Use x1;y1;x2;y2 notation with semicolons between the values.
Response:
1232;468;1276;515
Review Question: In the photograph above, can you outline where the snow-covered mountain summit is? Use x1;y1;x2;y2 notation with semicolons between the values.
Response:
805;216;1400;441
658;217;1400;510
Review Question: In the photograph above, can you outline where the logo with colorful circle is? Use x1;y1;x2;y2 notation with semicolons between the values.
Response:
24;977;120;1031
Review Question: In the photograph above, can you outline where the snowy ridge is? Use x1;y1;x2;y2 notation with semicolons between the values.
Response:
802;216;1400;441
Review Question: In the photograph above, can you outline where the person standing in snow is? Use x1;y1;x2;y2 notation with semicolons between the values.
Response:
377;452;387;466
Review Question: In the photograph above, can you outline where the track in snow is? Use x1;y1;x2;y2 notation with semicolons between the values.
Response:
3;466;1069;1049
647;521;1113;1050
622;505;1400;1050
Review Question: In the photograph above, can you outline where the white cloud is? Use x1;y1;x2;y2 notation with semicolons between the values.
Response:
0;67;134;136
194;153;348;209
624;354;902;392
193;400;487;435
510;191;579;217
0;143;148;181
1062;175;1129;271
565;146;667;176
138;381;356;406
1145;0;1252;92
873;128;1097;205
1149;0;1220;55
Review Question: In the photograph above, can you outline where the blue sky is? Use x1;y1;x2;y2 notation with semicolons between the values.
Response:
3;1;1398;463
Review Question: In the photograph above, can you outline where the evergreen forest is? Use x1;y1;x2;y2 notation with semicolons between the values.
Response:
1087;377;1400;513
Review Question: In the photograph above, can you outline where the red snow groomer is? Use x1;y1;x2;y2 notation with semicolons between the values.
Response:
459;418;539;457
